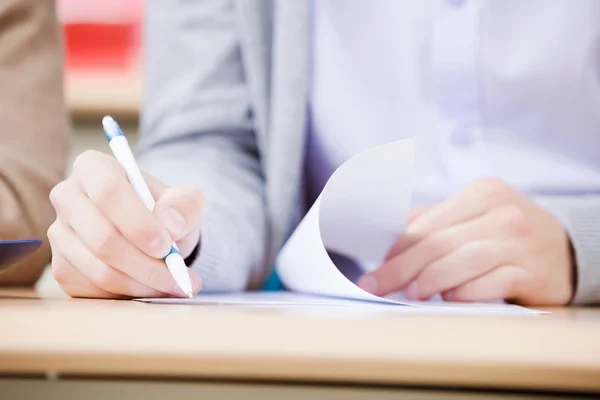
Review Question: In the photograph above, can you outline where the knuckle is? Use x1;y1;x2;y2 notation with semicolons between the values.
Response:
47;222;60;244
94;266;117;290
161;187;206;218
446;289;468;302
90;224;121;259
475;178;513;203
394;268;415;289
498;205;532;237
73;151;125;204
469;242;496;267
426;233;455;258
147;268;164;286
182;188;206;219
91;176;124;206
73;150;105;173
132;225;165;252
51;259;69;284
49;181;68;207
185;187;206;210
49;181;78;217
502;269;520;297
415;274;435;297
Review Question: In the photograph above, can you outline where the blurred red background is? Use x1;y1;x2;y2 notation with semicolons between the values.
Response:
58;0;143;72
57;0;144;118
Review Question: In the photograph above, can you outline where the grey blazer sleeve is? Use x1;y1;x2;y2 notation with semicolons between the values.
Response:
534;195;600;304
136;0;268;291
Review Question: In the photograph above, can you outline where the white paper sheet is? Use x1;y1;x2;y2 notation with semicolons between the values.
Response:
137;292;366;306
135;292;545;315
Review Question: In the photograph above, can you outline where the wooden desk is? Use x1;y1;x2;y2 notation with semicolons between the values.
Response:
1;288;599;399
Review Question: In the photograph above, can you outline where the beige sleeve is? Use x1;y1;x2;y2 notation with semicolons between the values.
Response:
0;0;70;285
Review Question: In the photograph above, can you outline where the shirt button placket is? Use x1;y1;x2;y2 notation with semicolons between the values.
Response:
450;124;475;147
430;0;490;189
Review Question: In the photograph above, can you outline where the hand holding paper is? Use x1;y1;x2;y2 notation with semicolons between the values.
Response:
275;138;544;313
361;177;575;306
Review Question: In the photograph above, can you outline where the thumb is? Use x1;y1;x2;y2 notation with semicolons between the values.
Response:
153;185;205;258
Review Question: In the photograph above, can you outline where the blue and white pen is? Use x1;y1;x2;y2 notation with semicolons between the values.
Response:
102;115;194;298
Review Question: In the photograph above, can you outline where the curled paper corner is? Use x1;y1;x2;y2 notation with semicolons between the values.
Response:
276;138;416;303
318;137;416;267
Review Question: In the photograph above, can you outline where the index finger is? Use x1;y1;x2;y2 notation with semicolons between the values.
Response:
387;178;518;260
73;150;172;259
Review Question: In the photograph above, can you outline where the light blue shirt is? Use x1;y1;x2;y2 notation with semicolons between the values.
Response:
306;0;600;216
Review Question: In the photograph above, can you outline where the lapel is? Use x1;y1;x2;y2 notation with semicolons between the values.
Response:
266;0;309;235
237;0;308;175
238;0;309;274
236;0;273;150
237;0;309;280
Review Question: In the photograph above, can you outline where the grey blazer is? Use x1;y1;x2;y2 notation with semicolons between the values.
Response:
138;0;307;291
138;0;600;303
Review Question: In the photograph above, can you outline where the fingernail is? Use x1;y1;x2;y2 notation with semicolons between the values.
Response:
406;282;419;299
358;274;379;294
159;209;186;236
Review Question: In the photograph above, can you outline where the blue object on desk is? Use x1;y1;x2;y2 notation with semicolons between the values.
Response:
262;268;283;291
0;239;42;271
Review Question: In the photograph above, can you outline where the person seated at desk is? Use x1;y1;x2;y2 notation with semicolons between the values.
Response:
0;0;69;285
48;0;600;305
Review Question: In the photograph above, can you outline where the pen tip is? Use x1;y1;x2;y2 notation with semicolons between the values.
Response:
102;115;114;126
102;115;124;141
186;291;194;299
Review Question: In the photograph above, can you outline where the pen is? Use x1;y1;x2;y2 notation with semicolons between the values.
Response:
102;115;194;298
